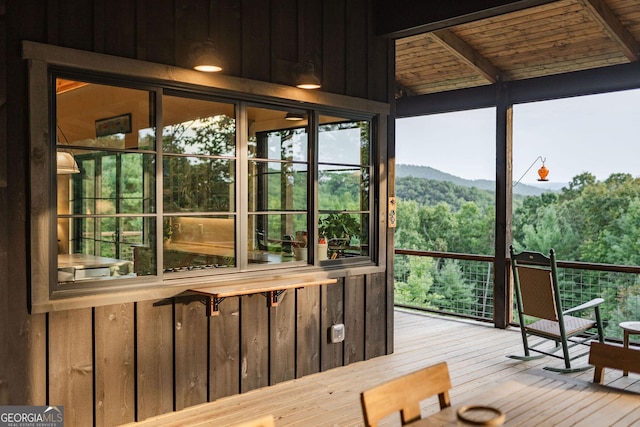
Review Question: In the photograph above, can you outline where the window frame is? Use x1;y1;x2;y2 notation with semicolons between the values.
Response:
25;40;389;313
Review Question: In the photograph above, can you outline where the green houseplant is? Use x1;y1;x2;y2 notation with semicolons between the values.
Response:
318;213;360;247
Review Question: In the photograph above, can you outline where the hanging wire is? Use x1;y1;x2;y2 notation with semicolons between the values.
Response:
513;156;546;188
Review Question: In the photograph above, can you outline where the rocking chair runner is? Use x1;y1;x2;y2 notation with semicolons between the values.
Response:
509;246;605;373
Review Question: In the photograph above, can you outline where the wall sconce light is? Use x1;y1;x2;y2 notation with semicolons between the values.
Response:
285;112;306;121
190;40;224;72
57;151;80;174
513;156;549;187
295;61;321;89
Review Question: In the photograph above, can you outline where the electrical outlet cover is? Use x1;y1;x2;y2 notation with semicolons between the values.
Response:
330;323;345;343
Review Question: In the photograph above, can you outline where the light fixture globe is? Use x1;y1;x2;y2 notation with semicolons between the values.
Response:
285;112;306;121
191;40;223;72
57;151;80;174
295;61;321;89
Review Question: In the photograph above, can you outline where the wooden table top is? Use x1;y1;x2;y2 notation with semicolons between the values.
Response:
620;321;640;333
409;374;640;426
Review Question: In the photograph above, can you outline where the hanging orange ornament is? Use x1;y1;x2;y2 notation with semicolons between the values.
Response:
537;164;549;181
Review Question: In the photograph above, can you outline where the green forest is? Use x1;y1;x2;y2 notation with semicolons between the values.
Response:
394;165;640;339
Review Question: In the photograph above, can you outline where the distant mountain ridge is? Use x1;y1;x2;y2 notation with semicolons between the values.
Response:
397;164;563;196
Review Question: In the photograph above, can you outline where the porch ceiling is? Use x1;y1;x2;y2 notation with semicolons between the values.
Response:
395;0;640;97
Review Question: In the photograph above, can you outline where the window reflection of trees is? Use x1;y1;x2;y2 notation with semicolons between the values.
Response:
163;115;236;213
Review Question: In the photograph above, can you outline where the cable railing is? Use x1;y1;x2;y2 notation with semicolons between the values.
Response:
394;249;640;343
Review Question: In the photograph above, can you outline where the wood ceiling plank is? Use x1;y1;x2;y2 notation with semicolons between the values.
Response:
578;0;640;60
431;29;504;83
394;0;640;96
454;1;581;36
483;29;613;58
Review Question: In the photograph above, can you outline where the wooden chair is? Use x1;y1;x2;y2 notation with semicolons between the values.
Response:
509;246;605;373
589;341;640;383
231;414;275;427
360;361;451;427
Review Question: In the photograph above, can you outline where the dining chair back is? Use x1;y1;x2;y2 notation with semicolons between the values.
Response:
360;361;451;427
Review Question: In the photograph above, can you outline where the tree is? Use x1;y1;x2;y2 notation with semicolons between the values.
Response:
428;260;476;315
395;200;427;250
513;204;578;258
394;256;436;306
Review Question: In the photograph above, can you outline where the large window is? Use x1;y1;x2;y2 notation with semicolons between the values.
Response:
52;75;375;289
318;115;371;261
56;80;156;284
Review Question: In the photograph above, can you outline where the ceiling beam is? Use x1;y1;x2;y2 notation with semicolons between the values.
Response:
579;0;640;61
431;29;505;84
394;82;417;99
395;60;640;118
375;0;558;38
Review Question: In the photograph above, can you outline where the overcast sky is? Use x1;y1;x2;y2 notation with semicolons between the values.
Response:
396;88;640;186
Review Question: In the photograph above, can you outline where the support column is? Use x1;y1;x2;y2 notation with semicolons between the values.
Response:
494;82;513;329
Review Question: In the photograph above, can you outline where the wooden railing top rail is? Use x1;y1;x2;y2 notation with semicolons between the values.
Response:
394;248;640;274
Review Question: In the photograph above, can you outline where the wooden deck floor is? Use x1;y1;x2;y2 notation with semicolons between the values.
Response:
125;309;640;427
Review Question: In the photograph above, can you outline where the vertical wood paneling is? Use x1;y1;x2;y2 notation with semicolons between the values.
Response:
270;0;297;85
241;0;271;81
365;272;387;359
0;0;8;406
322;0;346;94
136;301;173;421
298;0;322;78
45;0;59;45
174;298;208;410
94;303;135;427
213;0;243;76
385;74;396;354
0;0;4;188
269;289;296;385
57;0;94;50
6;1;392;423
97;0;136;58
367;2;389;102
0;191;5;403
321;279;345;371
344;275;366;364
240;294;269;393
210;296;240;400
296;286;321;377
345;0;368;98
136;0;175;64
271;0;297;64
174;0;210;68
5;0;47;407
49;309;93;427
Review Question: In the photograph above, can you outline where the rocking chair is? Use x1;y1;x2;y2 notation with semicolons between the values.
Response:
509;246;605;373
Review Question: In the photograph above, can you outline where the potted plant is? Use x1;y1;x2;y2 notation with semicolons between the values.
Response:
163;220;174;247
318;213;360;250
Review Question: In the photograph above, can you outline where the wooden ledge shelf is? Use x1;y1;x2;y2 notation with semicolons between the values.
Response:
189;276;338;316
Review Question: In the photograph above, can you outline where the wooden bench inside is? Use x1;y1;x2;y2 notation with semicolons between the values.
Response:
189;275;338;316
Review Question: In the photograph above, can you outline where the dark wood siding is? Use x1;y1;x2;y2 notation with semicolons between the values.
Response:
34;277;387;425
0;1;392;426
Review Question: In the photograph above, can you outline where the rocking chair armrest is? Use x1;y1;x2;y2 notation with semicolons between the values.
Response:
563;297;604;315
